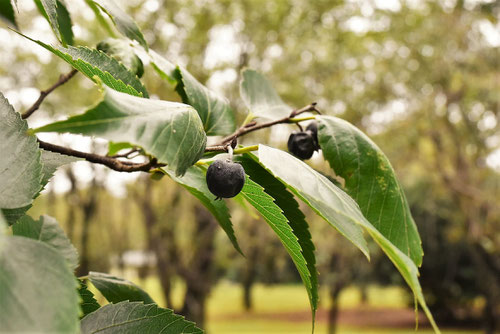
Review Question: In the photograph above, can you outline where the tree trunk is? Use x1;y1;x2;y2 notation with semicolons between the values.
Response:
76;186;97;277
180;206;217;327
136;177;175;309
327;283;343;334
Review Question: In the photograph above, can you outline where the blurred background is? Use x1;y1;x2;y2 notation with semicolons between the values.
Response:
1;0;499;333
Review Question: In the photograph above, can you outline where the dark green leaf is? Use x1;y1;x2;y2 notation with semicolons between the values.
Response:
35;86;206;176
78;280;101;318
318;115;423;266
240;69;291;120
237;154;318;320
0;92;42;210
163;165;242;254
34;0;74;46
81;301;203;334
256;145;438;332
0;236;79;332
91;0;148;50
89;271;155;304
16;31;148;97
173;67;236;136
12;215;79;270
1;206;31;226
0;0;16;27
239;174;313;322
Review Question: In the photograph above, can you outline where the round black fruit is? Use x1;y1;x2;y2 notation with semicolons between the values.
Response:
305;121;320;150
287;131;316;160
206;159;245;199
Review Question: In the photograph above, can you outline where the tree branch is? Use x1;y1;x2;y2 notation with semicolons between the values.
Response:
204;103;319;152
36;103;318;172
22;69;78;119
38;139;161;172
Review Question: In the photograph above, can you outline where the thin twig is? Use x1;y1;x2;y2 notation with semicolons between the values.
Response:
216;103;319;146
38;139;161;172
37;103;318;172
22;69;78;119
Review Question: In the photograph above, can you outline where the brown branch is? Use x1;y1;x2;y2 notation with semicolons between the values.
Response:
22;69;78;119
205;103;319;152
37;103;319;172
38;139;161;172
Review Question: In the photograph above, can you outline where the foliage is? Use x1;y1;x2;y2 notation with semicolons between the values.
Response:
8;0;497;333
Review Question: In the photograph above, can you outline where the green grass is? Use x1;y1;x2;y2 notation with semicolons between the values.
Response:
90;271;481;334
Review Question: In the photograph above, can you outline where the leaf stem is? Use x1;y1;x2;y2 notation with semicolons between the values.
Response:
22;69;78;119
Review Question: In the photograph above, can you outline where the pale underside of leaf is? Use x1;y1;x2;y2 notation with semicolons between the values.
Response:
256;145;370;258
0;236;80;333
240;69;291;120
12;215;79;270
256;145;439;333
34;87;207;176
0;93;42;210
317;115;423;266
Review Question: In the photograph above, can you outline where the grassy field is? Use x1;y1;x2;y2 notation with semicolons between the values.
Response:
90;271;483;334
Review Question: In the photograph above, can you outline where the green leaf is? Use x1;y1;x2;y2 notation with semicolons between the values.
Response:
40;149;80;187
78;280;101;318
16;32;148;97
107;141;134;156
255;145;439;333
34;0;74;46
240;69;291;120
317;116;423;266
0;236;79;332
133;48;235;135
163;165;242;255
91;0;148;50
173;67;236;136
0;92;42;210
237;154;318;321
239;174;314;321
81;301;203;334
89;271;155;304
12;215;79;270
2;150;78;226
84;0;115;36
0;0;17;28
1;206;31;226
97;38;144;78
255;145;369;258
35;86;207;176
147;49;177;85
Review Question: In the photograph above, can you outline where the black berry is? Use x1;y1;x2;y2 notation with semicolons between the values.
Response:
287;131;316;160
206;159;245;199
306;121;320;150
